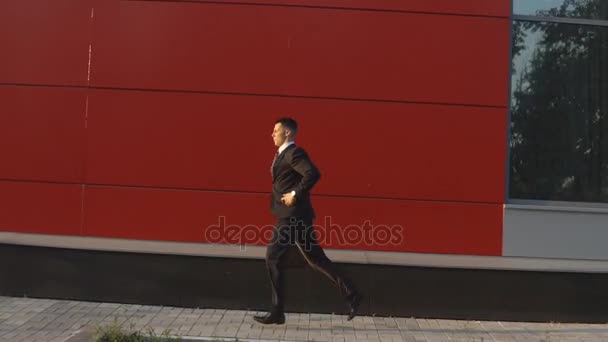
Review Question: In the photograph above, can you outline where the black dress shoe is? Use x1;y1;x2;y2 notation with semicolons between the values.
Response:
347;293;362;321
253;312;286;325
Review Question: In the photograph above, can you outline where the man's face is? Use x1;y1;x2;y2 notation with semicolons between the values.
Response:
272;123;288;147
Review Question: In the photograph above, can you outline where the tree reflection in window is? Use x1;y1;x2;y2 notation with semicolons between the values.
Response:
509;2;608;202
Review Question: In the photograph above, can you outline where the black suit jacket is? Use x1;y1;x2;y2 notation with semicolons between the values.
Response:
270;144;321;219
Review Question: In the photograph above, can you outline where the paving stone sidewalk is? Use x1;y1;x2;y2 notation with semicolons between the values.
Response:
0;296;607;342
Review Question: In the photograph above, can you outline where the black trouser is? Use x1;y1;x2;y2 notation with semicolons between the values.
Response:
264;216;357;314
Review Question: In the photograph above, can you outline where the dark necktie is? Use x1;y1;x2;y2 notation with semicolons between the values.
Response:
270;151;279;176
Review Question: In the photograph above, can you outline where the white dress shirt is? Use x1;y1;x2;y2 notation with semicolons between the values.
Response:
278;140;294;155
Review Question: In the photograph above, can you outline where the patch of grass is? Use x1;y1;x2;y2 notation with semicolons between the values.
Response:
94;317;181;342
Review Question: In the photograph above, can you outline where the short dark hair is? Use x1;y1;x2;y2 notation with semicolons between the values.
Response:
275;117;298;134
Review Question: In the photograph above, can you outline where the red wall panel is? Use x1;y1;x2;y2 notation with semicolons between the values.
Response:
83;186;272;242
0;87;87;182
313;196;502;255
0;0;509;257
0;0;91;85
0;181;82;235
86;90;506;203
90;1;510;106
202;0;510;17
83;186;502;255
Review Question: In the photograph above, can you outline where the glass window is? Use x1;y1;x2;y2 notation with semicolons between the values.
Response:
514;0;608;21
509;21;608;202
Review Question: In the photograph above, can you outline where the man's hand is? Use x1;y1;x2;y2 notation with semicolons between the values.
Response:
281;192;295;207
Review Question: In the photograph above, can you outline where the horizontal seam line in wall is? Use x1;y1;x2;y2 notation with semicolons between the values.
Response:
0;178;502;206
125;0;510;20
0;83;507;110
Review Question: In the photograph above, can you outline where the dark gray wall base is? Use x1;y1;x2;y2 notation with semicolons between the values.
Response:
1;243;607;323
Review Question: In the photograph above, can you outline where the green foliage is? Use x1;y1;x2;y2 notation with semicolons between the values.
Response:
94;317;181;342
